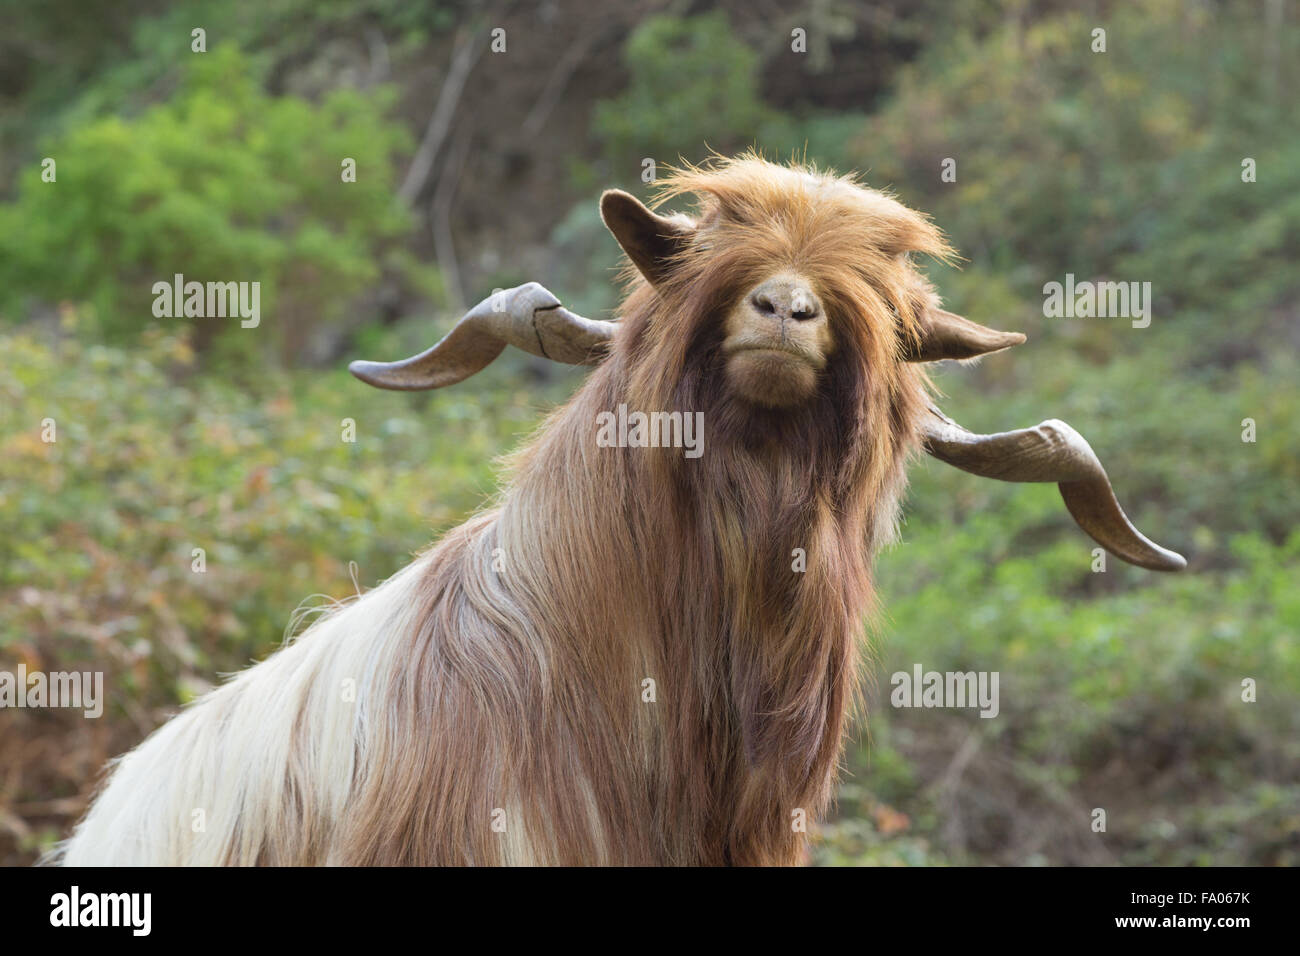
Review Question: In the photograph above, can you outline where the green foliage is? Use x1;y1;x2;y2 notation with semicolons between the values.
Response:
1;0;460;141
853;0;1300;358
593;12;774;170
0;46;432;363
811;514;1300;866
589;11;871;184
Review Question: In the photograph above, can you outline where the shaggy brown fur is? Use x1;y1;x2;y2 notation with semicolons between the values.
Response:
339;156;951;865
61;155;959;867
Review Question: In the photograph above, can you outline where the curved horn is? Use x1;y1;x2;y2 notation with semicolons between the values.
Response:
921;404;1186;571
349;282;615;391
903;309;1026;362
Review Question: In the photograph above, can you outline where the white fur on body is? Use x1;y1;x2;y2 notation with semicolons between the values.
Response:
59;554;451;865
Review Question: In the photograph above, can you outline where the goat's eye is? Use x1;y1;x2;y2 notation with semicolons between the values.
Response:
710;205;748;227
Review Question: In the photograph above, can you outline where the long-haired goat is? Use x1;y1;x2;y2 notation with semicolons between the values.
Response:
59;155;1184;866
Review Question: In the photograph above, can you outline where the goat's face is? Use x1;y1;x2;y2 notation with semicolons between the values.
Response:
720;271;831;408
601;157;952;415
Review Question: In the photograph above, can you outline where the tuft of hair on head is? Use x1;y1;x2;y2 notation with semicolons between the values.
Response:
649;150;955;265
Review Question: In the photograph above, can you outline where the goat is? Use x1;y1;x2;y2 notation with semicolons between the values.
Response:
58;155;1183;866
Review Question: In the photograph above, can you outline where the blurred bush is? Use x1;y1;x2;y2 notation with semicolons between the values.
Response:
593;12;774;169
0;46;436;365
852;0;1300;360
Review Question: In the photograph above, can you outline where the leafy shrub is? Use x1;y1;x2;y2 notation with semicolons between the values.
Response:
593;12;774;171
851;0;1300;359
0;46;432;364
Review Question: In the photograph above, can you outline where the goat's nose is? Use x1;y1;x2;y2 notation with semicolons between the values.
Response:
749;276;822;321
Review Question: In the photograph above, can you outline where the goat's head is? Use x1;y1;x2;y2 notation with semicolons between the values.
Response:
599;157;1011;413
349;154;1185;572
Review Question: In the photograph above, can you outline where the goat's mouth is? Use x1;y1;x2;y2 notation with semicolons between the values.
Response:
723;339;827;369
723;341;825;408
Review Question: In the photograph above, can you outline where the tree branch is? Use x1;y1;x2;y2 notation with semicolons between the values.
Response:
398;25;486;207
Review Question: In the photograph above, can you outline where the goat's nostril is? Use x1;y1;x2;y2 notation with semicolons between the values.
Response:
749;279;821;321
790;291;819;321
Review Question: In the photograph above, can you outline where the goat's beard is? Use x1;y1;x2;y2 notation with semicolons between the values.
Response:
670;331;872;487
613;314;909;795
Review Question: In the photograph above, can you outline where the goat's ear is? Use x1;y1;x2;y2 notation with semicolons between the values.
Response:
600;189;693;287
